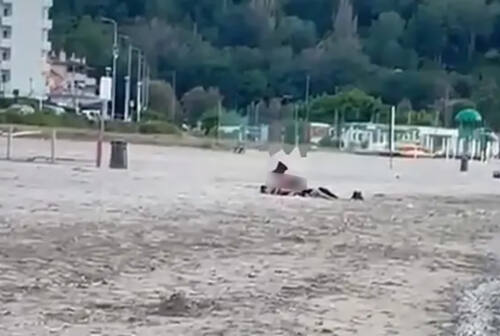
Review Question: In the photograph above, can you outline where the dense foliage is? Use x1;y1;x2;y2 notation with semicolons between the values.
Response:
52;0;500;129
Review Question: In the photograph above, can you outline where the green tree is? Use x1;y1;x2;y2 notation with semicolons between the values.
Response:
311;89;384;123
405;2;447;62
181;87;222;125
61;16;112;69
50;0;500;130
275;16;317;52
445;0;494;62
365;11;417;69
148;80;181;122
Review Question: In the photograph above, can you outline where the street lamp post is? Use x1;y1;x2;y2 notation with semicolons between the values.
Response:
120;35;133;122
305;74;310;122
144;64;150;112
136;52;143;122
168;71;177;123
101;17;119;120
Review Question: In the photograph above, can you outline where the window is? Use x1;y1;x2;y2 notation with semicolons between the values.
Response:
3;27;11;39
3;4;12;17
2;70;10;83
2;49;10;61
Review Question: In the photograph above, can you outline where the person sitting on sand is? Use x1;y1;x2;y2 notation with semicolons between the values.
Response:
261;161;363;201
260;185;339;200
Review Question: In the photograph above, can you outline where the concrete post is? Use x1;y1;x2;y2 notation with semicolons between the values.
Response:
50;129;56;164
6;125;13;160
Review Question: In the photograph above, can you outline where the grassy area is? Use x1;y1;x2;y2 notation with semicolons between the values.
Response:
0;109;224;148
0;124;239;150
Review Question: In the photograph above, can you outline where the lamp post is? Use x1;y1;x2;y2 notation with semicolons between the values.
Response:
136;51;143;122
120;35;133;122
167;71;177;123
101;17;119;120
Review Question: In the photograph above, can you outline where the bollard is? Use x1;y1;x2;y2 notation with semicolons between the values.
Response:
109;140;128;169
460;156;469;172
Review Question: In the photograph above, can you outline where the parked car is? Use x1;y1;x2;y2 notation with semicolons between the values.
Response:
79;109;101;121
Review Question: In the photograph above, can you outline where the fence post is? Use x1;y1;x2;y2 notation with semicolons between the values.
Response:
96;100;106;168
6;125;13;160
50;129;56;164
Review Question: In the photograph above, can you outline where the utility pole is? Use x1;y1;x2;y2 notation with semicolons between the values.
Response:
305;74;310;122
171;71;177;123
102;17;119;120
141;62;146;114
217;99;222;143
294;104;299;148
136;52;143;122
120;35;133;122
145;64;150;111
97;67;112;168
71;63;76;111
389;105;396;170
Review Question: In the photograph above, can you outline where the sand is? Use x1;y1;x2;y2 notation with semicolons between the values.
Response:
1;138;500;335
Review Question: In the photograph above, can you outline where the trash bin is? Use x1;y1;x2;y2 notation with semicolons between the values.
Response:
460;156;468;172
109;140;128;169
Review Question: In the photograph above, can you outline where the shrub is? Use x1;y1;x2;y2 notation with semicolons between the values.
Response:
0;110;91;128
59;113;91;128
143;109;168;122
138;121;180;135
105;120;139;133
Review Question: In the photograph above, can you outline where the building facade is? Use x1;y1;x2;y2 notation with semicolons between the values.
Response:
0;0;52;99
340;122;499;160
47;51;100;110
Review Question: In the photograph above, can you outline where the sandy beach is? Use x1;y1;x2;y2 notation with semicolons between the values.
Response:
1;138;500;335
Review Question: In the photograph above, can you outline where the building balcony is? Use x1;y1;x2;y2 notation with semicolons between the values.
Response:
0;59;11;69
0;39;11;49
43;40;52;51
2;17;13;27
43;19;53;30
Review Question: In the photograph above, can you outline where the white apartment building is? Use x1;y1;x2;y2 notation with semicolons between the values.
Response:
0;0;53;99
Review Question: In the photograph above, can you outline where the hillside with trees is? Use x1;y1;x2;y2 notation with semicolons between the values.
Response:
52;0;500;130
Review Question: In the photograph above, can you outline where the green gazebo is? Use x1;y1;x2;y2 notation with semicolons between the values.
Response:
455;108;482;161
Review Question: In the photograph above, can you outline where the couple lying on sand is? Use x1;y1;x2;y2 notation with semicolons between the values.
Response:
261;161;363;201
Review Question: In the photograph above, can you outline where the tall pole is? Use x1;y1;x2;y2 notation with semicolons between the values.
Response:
145;64;150;110
136;52;143;123
171;71;177;123
141;62;148;114
293;104;299;150
71;64;76;111
125;43;132;122
120;35;133;122
305;75;310;122
6;125;13;160
97;99;106;168
112;23;118;120
389;105;396;169
102;17;119;120
256;102;260;126
217;99;222;143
